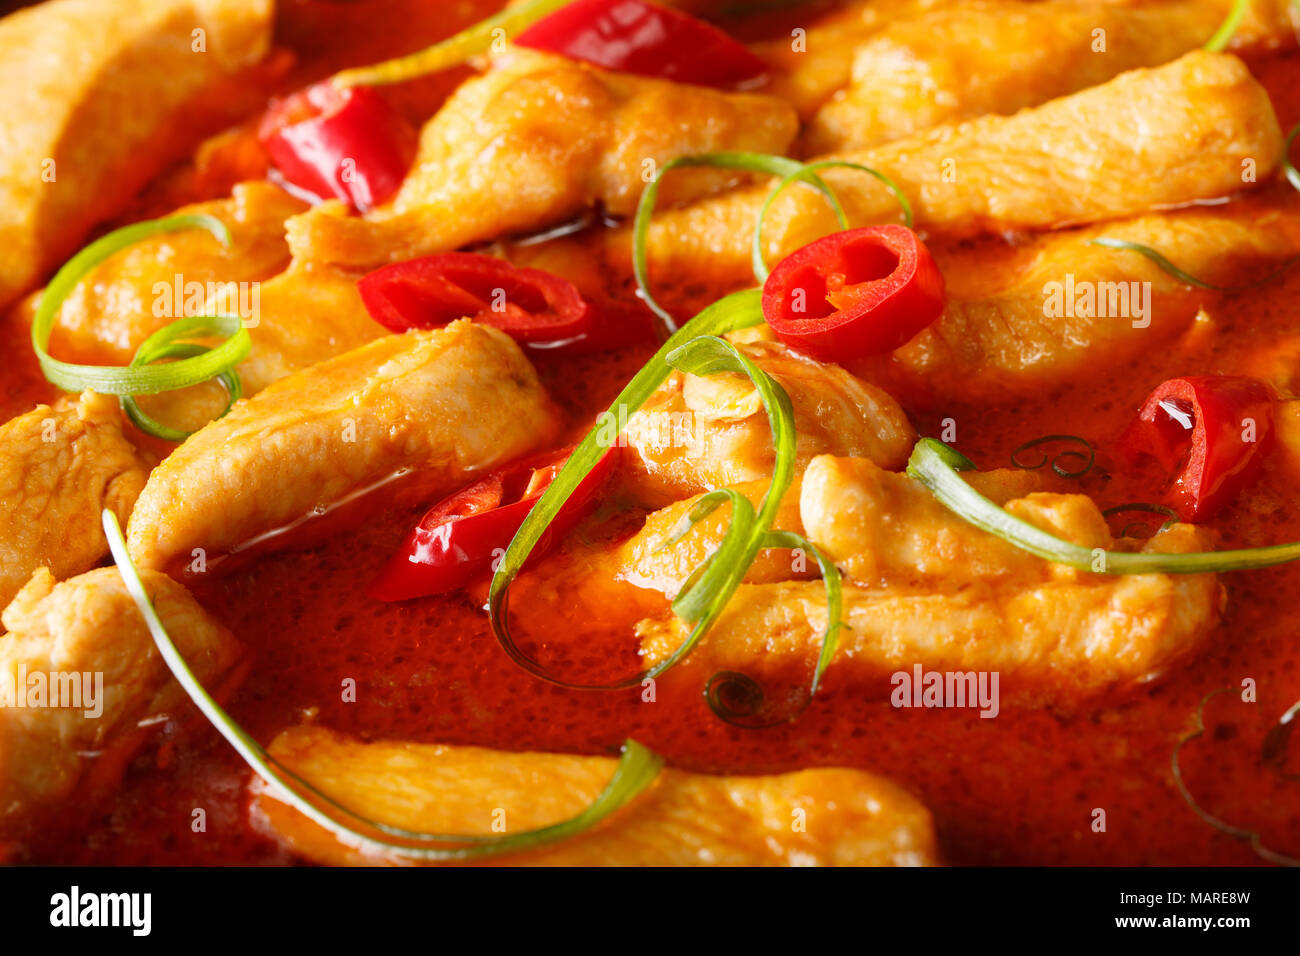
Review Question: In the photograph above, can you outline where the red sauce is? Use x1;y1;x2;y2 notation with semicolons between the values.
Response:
16;16;1300;867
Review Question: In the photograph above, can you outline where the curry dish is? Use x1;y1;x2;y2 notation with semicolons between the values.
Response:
1;0;1299;867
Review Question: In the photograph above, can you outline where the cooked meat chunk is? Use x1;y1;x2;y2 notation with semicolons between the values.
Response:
286;48;798;267
754;0;950;118
800;455;1053;586
233;260;383;393
614;478;810;598
0;567;241;838
804;0;1296;153
16;181;383;427
639;521;1223;705
853;200;1300;404
41;182;304;366
0;0;273;307
600;52;1282;290
624;341;915;506
251;725;939;866
133;257;386;432
0;392;153;608
126;321;561;571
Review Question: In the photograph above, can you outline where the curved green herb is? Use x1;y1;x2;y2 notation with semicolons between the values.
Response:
703;529;846;727
31;214;251;440
632;152;840;327
1010;434;1095;479
1284;121;1300;194
487;299;801;690
907;437;1300;574
1171;687;1299;866
103;509;662;861
1089;238;1300;293
752;160;913;282
1203;0;1249;51
333;0;572;88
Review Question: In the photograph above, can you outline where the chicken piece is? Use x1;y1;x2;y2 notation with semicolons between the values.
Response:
852;201;1300;405
251;725;939;866
599;51;1282;290
133;256;386;432
0;392;154;609
800;455;1056;586
752;0;950;118
15;182;382;430
803;0;1297;154
0;0;273;307
614;478;810;598
624;341;916;507
0;567;241;838
40;182;305;366
126;320;560;572
286;48;798;267
235;260;383;393
639;522;1222;705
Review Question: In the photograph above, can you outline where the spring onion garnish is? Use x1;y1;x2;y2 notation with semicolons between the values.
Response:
333;0;572;88
102;509;662;861
118;317;245;442
1010;434;1094;479
752;160;913;282
907;437;1300;574
1171;687;1299;867
490;306;790;686
488;287;844;714
632;152;839;327
488;289;760;689
1203;0;1249;51
31;214;252;440
1284;122;1300;194
1101;502;1179;540
1089;238;1300;293
705;530;846;728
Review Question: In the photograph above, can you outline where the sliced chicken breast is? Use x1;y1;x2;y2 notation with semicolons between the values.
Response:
0;392;153;608
126;321;560;572
0;566;241;839
251;725;939;866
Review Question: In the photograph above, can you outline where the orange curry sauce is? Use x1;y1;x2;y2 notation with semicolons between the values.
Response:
9;11;1300;865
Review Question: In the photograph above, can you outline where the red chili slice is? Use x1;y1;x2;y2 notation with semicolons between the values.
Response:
257;81;416;212
761;225;946;362
367;445;617;602
358;253;657;354
1119;376;1276;521
516;0;767;89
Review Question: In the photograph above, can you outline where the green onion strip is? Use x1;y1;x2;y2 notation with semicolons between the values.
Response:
31;214;252;440
332;0;573;88
488;294;786;688
1203;0;1249;51
1171;687;1299;867
633;152;912;328
486;288;846;708
1284;122;1300;194
752;160;913;282
703;530;847;727
1010;434;1095;479
632;153;838;327
103;510;663;862
908;437;1300;574
1089;238;1300;293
